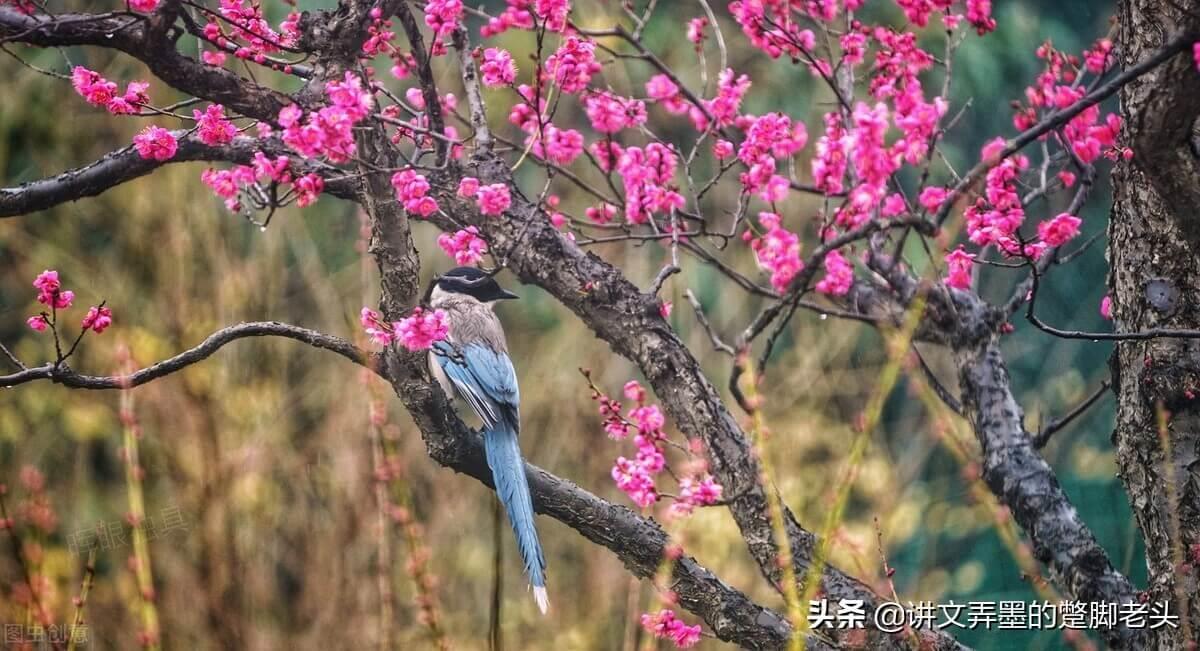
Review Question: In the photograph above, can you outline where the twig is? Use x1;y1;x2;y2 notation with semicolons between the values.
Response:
0;340;25;370
685;290;734;356
649;264;680;295
1032;379;1111;449
913;346;963;415
1;321;370;389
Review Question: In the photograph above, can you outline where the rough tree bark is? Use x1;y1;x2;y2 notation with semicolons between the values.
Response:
1112;0;1200;646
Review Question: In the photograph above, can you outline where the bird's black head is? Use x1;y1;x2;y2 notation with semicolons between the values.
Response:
436;267;519;302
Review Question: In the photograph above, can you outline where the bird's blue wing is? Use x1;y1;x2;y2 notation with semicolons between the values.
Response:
432;341;520;428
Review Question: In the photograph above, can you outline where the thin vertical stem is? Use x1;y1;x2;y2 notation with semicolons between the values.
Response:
796;293;927;649
369;392;394;651
737;358;803;650
489;495;503;651
119;353;160;649
67;548;97;651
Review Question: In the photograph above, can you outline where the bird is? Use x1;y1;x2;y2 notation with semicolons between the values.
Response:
427;266;549;615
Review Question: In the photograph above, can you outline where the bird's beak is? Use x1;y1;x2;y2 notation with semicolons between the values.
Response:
498;288;520;300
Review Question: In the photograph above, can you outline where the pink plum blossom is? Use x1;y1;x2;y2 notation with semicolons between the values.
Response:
945;247;975;290
476;184;511;216
1037;213;1082;247
393;307;449;351
479;48;517;87
81;306;113;334
640;610;702;648
194;104;238;146
437;227;489;265
749;212;803;293
815;249;853;296
391;169;439;217
545;37;600;93
133;126;178;161
360;307;393;346
458;177;480;198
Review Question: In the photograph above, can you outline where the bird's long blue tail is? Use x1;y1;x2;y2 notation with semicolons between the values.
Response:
484;419;548;614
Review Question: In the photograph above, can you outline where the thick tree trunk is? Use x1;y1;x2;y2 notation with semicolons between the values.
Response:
1112;1;1200;646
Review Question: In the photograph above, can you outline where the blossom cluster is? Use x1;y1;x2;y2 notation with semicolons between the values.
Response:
133;126;178;161
25;270;112;335
203;0;298;65
391;169;439;217
424;0;464;43
480;0;535;37
280;72;374;164
479;48;517;87
815;249;854;296
202;153;323;212
944;247;975;290
606;380;668;508
458;178;512;216
545;37;601;93
71;67;150;115
747;212;804;293
592;379;722;515
963;136;1083;267
360;307;449;351
190;75;370;213
194;105;238;146
669;474;723;518
437;226;489;265
616;144;684;225
640;609;702;648
737;112;807;202
928;36;1135;285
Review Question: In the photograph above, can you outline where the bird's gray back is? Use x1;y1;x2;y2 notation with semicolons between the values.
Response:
432;294;509;353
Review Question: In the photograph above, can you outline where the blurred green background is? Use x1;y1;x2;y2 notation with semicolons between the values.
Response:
0;0;1134;649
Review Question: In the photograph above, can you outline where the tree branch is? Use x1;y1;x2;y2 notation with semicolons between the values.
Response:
0;134;355;218
379;350;818;650
954;341;1145;648
821;252;1145;647
425;154;967;651
0;321;369;389
0;8;291;122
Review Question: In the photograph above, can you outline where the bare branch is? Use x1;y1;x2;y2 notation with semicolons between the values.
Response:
913;346;963;415
0;321;369;389
1032;379;1112;449
955;341;1144;648
452;27;492;152
0;341;25;371
685;290;735;356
